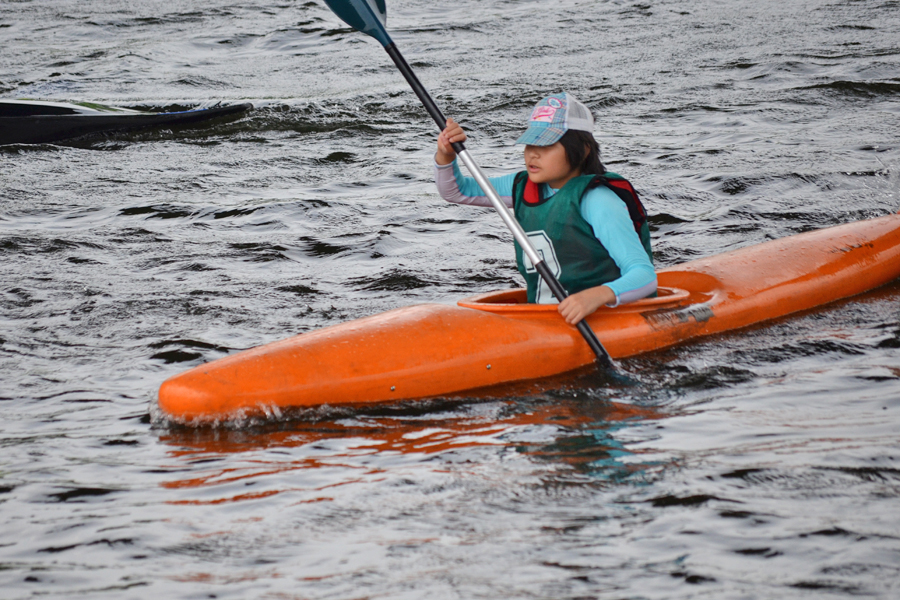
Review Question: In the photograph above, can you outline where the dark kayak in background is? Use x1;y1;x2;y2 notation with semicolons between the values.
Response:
0;99;251;145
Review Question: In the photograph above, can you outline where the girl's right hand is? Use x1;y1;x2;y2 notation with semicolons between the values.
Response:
435;118;467;165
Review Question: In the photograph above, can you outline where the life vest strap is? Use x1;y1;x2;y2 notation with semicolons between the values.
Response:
589;175;648;234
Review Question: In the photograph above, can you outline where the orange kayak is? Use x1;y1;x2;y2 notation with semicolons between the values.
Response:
158;212;900;422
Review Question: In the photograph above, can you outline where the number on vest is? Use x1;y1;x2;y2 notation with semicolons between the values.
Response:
522;230;561;304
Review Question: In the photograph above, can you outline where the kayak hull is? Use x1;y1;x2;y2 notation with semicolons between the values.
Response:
158;213;900;422
0;100;251;145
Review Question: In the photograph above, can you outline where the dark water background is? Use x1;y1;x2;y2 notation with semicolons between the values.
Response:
2;0;900;598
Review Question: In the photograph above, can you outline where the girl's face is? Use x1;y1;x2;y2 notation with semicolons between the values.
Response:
524;142;580;190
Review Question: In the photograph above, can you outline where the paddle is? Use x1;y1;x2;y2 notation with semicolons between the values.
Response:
321;0;618;370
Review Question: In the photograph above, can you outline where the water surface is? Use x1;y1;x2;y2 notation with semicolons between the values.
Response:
1;0;899;598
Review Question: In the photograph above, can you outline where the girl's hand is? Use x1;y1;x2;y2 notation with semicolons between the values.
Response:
436;118;467;165
557;285;616;325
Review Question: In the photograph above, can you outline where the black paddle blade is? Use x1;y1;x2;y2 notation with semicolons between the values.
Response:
322;0;391;46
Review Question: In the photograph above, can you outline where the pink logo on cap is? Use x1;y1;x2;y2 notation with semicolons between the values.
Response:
531;106;557;123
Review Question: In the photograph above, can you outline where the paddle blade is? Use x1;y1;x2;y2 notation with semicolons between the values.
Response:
323;0;391;46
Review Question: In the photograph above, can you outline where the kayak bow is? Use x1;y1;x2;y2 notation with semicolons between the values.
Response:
157;212;900;422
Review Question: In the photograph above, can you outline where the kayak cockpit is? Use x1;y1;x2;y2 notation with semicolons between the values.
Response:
457;286;692;315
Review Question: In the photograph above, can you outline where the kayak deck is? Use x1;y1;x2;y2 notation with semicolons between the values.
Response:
158;212;900;422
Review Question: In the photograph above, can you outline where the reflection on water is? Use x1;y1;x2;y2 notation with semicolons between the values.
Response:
147;394;680;595
159;396;667;505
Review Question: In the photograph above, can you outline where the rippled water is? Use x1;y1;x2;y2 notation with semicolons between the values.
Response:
2;0;900;598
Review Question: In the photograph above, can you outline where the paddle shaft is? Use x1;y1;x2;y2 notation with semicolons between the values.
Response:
383;43;615;368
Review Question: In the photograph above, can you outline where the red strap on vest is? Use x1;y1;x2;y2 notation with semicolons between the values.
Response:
523;178;542;205
602;178;647;219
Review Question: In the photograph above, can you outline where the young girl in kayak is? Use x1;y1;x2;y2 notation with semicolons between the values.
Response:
434;92;656;325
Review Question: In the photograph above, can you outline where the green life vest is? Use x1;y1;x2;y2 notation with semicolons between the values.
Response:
512;171;653;304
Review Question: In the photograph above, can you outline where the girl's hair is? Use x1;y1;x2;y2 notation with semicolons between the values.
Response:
559;130;606;175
